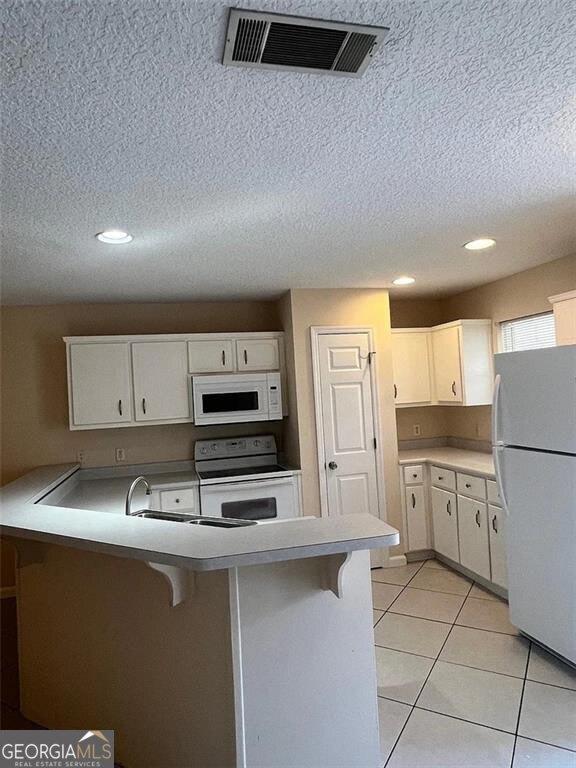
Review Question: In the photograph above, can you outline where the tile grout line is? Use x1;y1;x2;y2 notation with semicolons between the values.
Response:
510;641;532;768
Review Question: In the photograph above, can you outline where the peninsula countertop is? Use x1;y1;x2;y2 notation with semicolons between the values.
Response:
398;447;495;476
0;464;399;571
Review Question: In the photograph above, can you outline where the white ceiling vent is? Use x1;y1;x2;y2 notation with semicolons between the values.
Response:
223;8;389;78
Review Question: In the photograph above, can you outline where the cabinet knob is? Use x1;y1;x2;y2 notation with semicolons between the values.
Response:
438;476;444;481
412;473;418;478
465;483;471;488
175;498;180;504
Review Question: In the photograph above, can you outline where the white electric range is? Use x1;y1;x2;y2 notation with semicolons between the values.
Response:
194;436;301;521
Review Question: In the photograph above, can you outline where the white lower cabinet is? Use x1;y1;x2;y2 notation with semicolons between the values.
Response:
457;495;491;581
431;487;459;562
488;504;508;589
405;484;428;551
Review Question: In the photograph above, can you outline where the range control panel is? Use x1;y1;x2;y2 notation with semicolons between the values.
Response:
194;435;276;460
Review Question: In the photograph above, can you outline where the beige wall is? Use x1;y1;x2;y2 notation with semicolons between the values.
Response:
285;289;402;547
0;300;281;486
389;297;444;329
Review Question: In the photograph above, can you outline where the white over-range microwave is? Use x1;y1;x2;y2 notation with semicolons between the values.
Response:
190;372;282;425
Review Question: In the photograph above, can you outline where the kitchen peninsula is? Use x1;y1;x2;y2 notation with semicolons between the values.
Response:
0;463;398;768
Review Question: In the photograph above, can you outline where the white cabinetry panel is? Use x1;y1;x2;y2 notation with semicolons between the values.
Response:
237;338;279;371
188;339;234;373
392;331;432;405
69;343;132;427
488;504;507;589
432;325;463;403
458;495;490;581
431;487;459;562
132;341;190;422
405;485;428;551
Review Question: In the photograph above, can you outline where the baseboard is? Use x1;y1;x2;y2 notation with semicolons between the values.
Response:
385;555;407;568
405;549;435;563
0;586;16;599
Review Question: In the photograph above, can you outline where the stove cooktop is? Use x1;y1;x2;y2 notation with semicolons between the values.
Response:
197;465;288;480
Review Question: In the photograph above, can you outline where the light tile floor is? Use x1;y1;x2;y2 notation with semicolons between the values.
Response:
373;558;576;768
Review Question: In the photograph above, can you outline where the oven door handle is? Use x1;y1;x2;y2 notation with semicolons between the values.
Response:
201;477;294;492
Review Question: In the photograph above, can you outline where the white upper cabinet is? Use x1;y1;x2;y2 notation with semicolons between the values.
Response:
68;343;133;427
236;338;279;371
64;332;285;430
391;331;432;406
431;320;493;406
188;339;235;373
393;320;493;407
432;325;463;403
132;341;190;422
549;290;576;346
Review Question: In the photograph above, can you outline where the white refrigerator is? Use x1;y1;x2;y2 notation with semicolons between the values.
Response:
493;345;576;664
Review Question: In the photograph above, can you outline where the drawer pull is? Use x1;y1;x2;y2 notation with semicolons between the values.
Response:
447;500;451;516
244;349;248;365
142;397;146;414
118;399;123;416
492;515;498;533
222;350;226;366
175;498;180;504
411;492;416;509
394;384;398;399
475;510;481;527
438;475;444;480
465;483;472;489
451;381;457;395
412;473;418;479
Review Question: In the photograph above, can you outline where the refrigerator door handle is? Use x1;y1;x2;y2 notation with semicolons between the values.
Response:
493;445;509;517
492;373;510;515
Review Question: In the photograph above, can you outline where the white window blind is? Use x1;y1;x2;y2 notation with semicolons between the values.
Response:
500;312;556;353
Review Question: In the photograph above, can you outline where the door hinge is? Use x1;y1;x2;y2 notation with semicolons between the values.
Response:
373;437;377;450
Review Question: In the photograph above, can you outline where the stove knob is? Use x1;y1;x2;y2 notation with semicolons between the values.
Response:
253;439;261;447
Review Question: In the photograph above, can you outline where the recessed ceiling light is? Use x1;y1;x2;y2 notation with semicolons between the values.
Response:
96;230;133;244
463;237;496;250
393;276;416;286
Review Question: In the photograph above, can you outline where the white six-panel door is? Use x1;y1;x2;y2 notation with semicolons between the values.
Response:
317;333;380;518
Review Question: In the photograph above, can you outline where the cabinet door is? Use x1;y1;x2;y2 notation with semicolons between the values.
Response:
236;338;279;371
188;339;235;373
405;485;428;551
69;343;132;426
432;326;463;403
458;496;490;580
488;504;508;589
132;342;190;422
431;487;459;562
392;332;431;405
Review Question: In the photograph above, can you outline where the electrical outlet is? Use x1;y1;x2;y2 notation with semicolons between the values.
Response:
413;424;421;437
77;450;86;464
115;448;126;463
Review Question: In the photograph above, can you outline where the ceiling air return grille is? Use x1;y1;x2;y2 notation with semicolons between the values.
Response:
223;9;389;78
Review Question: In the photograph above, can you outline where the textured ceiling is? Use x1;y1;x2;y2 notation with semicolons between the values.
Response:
1;0;575;305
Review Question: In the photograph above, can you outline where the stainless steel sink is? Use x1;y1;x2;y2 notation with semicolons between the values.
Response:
131;511;257;528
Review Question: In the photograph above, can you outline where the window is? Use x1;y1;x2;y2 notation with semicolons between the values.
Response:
500;312;556;353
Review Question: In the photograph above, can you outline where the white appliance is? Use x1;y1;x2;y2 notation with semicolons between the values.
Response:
191;372;282;426
493;345;576;664
195;435;300;520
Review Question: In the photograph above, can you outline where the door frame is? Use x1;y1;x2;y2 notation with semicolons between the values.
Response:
310;326;387;521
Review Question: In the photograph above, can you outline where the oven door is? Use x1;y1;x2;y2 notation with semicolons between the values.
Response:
200;477;298;520
192;374;269;425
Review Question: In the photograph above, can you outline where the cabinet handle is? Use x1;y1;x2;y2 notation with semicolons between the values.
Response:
465;483;472;489
412;473;418;479
411;493;416;509
451;381;457;396
447;500;451;516
394;384;398;399
142;397;146;414
175;498;180;504
222;350;226;366
118;399;123;416
475;510;481;527
438;475;444;480
244;349;248;365
492;515;498;533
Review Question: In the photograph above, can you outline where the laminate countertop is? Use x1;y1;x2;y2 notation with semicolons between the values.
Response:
0;464;399;571
398;447;495;477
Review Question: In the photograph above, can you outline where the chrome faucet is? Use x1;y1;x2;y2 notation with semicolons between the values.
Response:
125;476;152;516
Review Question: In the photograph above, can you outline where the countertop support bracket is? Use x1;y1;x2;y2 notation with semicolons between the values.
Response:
321;551;352;599
145;562;195;607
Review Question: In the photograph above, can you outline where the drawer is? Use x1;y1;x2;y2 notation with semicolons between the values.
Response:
404;465;423;484
430;466;456;491
487;479;502;506
457;472;486;500
160;487;197;512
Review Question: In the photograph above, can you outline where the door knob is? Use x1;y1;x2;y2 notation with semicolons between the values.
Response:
328;461;338;470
